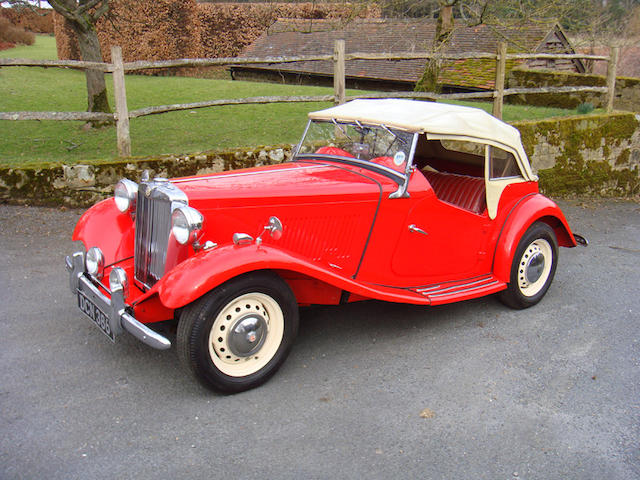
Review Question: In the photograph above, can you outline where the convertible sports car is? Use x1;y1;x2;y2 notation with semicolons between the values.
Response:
66;99;586;392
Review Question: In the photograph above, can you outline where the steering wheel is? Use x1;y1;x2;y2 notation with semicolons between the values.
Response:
315;146;355;158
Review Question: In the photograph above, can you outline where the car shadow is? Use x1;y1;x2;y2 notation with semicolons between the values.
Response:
296;295;501;350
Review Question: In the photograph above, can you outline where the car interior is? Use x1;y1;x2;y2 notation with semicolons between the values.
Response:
411;135;487;214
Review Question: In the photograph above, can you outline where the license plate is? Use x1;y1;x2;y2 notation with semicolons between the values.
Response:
77;290;115;342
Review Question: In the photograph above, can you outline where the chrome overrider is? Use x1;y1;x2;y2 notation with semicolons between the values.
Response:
65;250;171;350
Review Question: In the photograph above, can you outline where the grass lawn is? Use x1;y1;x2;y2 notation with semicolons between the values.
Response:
1;35;588;167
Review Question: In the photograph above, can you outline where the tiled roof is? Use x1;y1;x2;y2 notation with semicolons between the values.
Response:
238;18;576;89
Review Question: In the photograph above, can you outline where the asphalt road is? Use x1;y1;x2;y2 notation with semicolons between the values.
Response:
1;199;639;480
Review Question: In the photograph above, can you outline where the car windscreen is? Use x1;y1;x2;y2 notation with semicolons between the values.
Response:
296;120;415;175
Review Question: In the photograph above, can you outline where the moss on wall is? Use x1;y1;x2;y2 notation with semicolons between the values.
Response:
513;112;640;197
508;68;640;111
537;160;638;196
0;144;294;207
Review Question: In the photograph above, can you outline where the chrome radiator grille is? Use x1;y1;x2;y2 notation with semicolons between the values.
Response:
134;179;187;288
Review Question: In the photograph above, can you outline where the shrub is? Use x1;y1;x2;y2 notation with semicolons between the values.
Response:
0;40;16;51
576;102;595;114
0;17;35;45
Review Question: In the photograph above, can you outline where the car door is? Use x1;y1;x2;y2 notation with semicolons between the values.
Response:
390;137;496;285
390;184;493;284
390;139;528;285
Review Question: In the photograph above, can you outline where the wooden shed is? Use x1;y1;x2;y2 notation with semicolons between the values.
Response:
230;18;585;92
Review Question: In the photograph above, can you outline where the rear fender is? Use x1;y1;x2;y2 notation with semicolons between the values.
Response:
492;194;577;283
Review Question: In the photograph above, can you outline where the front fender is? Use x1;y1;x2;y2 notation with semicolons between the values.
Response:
492;193;577;283
155;244;364;309
72;198;135;262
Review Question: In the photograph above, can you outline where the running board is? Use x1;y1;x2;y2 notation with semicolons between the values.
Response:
411;274;506;305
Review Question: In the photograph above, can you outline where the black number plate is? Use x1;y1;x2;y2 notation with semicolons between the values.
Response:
77;290;115;342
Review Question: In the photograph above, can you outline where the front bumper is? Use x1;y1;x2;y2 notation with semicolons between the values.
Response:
65;251;171;350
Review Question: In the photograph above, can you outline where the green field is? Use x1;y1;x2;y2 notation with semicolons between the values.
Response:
1;35;585;167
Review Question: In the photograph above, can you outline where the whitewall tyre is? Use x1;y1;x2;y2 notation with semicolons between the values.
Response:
177;271;299;393
499;222;558;310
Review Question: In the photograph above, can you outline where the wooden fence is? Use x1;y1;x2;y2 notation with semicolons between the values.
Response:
0;41;618;157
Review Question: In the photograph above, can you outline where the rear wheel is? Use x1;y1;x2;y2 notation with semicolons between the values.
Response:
499;222;558;310
177;272;299;393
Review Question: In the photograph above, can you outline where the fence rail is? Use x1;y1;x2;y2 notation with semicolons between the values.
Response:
0;51;611;69
0;42;620;157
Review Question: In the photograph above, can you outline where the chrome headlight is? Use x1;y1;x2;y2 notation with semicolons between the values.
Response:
171;206;204;245
114;178;138;214
109;267;129;296
86;247;104;279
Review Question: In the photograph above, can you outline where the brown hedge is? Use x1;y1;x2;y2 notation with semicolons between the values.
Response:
195;2;380;58
53;1;379;67
0;7;53;34
0;17;35;45
54;0;201;63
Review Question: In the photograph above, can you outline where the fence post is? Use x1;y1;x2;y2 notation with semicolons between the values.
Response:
605;46;619;113
492;42;507;120
111;46;131;157
333;40;346;105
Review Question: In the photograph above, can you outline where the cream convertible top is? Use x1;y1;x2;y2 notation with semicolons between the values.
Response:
308;99;535;180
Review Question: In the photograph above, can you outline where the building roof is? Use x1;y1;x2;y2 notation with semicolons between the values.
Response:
238;18;581;90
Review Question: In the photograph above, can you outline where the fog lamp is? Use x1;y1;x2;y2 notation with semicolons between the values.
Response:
109;267;129;296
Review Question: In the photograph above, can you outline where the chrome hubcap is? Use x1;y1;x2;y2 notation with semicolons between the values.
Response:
228;314;267;357
524;251;545;285
208;292;285;377
517;239;553;297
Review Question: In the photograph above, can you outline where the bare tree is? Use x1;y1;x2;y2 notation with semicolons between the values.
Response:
7;0;112;123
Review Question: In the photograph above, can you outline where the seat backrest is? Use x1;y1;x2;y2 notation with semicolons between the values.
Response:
423;171;486;214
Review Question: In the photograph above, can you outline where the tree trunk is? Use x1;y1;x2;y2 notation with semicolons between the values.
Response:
436;5;455;44
72;23;112;120
415;3;455;93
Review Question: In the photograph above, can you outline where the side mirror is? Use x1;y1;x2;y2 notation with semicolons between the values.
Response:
266;216;283;240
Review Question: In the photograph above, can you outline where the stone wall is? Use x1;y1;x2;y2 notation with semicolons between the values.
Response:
1;113;638;207
513;112;640;196
508;68;640;112
0;145;293;207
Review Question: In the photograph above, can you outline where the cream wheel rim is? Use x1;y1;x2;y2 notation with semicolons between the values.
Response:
208;292;284;377
517;238;553;297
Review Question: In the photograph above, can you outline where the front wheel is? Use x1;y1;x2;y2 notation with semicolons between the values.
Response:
177;272;299;393
498;222;558;310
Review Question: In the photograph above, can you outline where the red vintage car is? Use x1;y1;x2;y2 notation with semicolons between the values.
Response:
66;99;586;393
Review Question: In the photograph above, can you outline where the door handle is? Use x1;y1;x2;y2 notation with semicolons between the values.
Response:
408;224;428;236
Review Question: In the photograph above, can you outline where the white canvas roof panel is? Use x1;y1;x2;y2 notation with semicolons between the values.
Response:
309;99;518;147
308;99;532;178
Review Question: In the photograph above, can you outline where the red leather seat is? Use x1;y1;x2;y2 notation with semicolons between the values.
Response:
423;171;486;214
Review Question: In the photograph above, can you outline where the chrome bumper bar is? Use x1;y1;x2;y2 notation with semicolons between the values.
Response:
65;252;171;350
